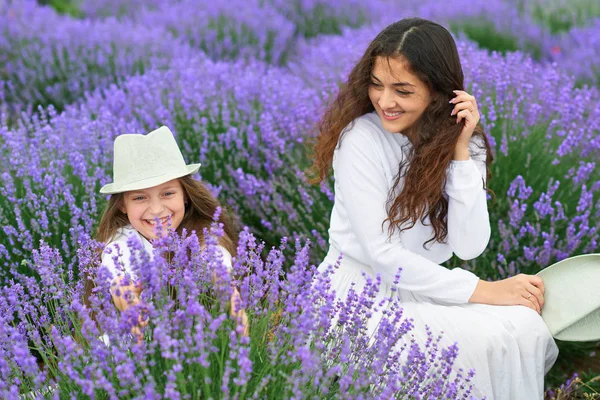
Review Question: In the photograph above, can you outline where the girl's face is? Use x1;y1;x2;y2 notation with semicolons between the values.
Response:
120;179;186;240
368;56;432;135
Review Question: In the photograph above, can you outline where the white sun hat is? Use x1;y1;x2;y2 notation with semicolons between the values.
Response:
537;254;600;342
100;126;201;194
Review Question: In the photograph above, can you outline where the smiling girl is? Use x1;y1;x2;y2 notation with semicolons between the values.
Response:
93;126;248;343
312;18;558;399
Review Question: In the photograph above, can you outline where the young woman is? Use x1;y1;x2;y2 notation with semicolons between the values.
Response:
90;126;248;344
312;18;558;399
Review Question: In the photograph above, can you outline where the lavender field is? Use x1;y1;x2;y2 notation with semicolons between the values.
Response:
1;0;599;398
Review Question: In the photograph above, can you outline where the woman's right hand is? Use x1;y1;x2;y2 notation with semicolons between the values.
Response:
468;274;545;315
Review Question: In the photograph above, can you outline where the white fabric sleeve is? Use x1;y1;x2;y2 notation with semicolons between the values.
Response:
334;124;480;304
217;245;233;273
445;136;491;260
100;241;137;284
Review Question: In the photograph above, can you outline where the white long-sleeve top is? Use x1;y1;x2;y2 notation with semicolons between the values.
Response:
327;112;491;304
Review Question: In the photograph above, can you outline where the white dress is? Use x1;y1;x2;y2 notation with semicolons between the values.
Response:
318;112;559;399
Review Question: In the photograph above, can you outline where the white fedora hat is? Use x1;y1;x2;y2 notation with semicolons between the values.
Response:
100;126;201;194
537;254;600;341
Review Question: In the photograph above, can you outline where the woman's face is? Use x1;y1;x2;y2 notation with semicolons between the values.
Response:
368;56;432;135
120;179;186;240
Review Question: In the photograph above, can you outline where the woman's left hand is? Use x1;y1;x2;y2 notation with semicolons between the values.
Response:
450;90;480;147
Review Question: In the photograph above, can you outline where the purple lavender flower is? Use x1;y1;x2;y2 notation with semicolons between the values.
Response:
545;19;600;86
267;0;390;38
0;226;476;398
131;0;296;65
0;0;192;115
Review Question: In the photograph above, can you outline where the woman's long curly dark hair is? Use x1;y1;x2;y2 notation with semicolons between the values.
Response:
310;18;493;247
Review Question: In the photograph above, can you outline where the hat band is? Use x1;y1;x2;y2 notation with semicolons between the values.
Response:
101;164;200;194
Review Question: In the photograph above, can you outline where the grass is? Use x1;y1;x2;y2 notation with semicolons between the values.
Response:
450;20;543;61
288;3;369;39
530;0;600;34
37;0;83;17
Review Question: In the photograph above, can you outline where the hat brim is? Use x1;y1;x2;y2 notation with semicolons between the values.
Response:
536;254;600;342
99;164;201;194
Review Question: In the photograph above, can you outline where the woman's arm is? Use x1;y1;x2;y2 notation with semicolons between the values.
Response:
333;121;480;304
445;136;491;260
